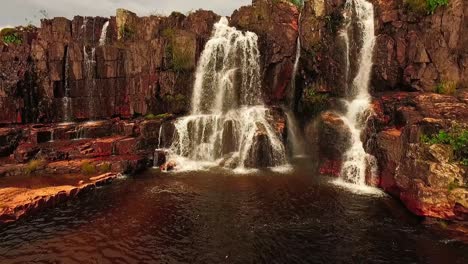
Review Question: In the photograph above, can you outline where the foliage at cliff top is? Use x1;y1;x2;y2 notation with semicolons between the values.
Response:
422;128;468;165
273;0;303;8
0;28;23;45
405;0;449;14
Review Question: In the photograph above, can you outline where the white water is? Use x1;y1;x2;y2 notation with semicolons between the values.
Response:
99;21;110;46
168;17;287;172
286;12;306;158
84;47;97;119
338;0;378;186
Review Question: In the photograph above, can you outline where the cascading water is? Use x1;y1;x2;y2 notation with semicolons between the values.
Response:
99;21;109;46
168;17;288;172
285;11;306;158
338;0;378;187
84;47;97;119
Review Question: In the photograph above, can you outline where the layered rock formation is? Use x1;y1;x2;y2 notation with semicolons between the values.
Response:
0;10;220;124
302;0;467;220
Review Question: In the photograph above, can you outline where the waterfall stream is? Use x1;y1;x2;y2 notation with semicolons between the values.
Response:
99;21;110;46
168;17;288;172
84;47;96;119
337;0;378;188
285;11;306;158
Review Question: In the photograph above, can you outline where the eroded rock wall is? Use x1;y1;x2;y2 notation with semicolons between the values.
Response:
0;10;220;124
372;0;467;92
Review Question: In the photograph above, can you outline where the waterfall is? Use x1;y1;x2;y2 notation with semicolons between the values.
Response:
157;124;164;149
61;47;72;122
338;0;377;186
169;17;288;172
285;12;306;158
84;46;97;119
99;21;109;46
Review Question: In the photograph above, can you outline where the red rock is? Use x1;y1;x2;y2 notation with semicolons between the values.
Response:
115;137;137;155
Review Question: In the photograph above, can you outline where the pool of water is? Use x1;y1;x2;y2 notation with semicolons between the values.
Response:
0;166;467;263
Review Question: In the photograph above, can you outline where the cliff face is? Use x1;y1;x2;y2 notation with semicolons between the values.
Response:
0;1;300;125
301;0;468;220
0;10;220;124
372;0;467;92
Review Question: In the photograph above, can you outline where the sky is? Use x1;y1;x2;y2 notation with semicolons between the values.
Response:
0;0;251;29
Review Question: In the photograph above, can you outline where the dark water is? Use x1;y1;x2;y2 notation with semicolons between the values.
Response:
0;167;467;264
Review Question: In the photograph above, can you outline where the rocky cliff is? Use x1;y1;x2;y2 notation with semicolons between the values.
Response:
301;0;467;220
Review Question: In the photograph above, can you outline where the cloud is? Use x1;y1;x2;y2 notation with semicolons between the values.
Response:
0;0;251;27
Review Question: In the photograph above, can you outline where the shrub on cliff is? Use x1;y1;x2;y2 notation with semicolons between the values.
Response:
421;127;468;165
405;0;449;14
273;0;303;8
300;86;329;117
0;28;22;45
24;159;47;175
81;161;97;175
435;80;457;95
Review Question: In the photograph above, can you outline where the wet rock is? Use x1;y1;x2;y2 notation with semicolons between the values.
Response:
222;120;238;155
153;149;168;167
161;160;176;171
245;123;274;168
0;173;118;226
0;128;22;157
317;111;351;161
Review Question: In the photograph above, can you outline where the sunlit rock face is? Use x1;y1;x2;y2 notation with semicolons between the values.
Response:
367;92;468;220
0;10;221;124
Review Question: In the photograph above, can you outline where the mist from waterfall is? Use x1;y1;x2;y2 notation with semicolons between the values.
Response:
169;17;288;172
337;0;378;188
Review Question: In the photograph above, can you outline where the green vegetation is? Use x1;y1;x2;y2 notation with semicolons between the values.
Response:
172;48;193;72
0;28;23;45
273;0;304;8
435;80;457;95
405;0;449;14
421;127;468;165
145;113;171;120
81;161;96;175
119;24;134;40
163;30;194;72
162;28;175;39
99;162;112;173
24;159;47;175
448;180;460;192
301;85;329;117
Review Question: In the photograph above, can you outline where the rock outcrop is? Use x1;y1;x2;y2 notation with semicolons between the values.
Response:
0;10;220;124
368;92;468;220
372;0;467;92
